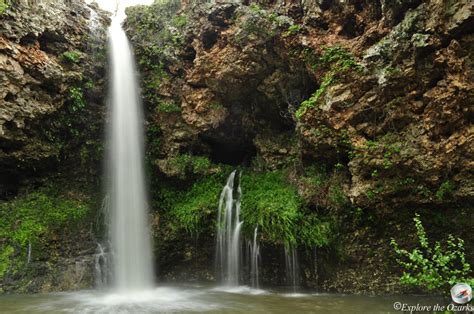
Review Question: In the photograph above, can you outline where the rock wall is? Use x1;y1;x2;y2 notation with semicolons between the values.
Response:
0;0;109;293
125;0;473;293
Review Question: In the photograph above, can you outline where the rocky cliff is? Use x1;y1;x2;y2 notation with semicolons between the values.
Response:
0;0;109;292
0;0;472;294
125;0;473;293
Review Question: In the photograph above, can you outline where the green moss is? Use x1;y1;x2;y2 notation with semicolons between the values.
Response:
61;50;81;63
157;101;181;113
435;180;455;200
0;189;89;278
172;14;187;28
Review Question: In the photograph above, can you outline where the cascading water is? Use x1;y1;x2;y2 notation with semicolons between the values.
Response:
94;243;109;288
250;227;260;289
106;11;154;291
284;246;300;292
216;171;243;286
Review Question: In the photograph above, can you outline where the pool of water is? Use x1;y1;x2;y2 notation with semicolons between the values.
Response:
0;285;445;313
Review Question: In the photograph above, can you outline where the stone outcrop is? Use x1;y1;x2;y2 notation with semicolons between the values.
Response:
126;0;473;293
0;0;109;293
0;0;109;196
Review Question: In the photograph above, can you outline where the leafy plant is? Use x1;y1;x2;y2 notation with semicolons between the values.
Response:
61;50;81;63
391;214;474;291
68;87;86;112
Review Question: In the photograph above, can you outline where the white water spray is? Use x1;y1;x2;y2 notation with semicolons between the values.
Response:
106;12;154;291
216;171;242;286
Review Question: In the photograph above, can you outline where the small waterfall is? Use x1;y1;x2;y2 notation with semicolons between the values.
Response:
250;227;260;289
26;240;31;264
106;9;154;291
94;243;109;288
216;171;242;286
284;246;300;291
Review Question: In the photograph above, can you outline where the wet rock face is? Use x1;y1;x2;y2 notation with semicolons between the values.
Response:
0;0;109;197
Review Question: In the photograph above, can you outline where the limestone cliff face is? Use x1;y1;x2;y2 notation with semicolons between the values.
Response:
0;0;109;293
126;0;473;293
0;0;109;196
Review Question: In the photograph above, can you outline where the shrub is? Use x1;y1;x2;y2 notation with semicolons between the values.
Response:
391;213;473;291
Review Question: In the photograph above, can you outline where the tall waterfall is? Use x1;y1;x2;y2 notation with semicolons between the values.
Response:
106;13;154;291
216;171;243;286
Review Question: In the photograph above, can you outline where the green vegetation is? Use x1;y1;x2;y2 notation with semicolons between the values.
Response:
296;46;360;119
0;189;89;277
391;214;474;291
283;24;303;37
61;50;81;63
161;168;333;247
157;101;181;113
68;87;86;112
160;167;231;236
160;154;213;179
435;180;455;200
0;0;9;14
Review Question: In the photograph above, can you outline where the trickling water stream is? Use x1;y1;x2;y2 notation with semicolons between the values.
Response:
250;227;260;289
107;12;154;291
285;246;300;292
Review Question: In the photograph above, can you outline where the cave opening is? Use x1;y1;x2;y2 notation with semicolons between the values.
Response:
202;136;257;166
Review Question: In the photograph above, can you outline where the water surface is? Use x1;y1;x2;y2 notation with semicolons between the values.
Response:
0;285;445;313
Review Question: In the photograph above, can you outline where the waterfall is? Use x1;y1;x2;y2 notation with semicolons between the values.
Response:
94;243;109;288
216;171;242;286
106;11;154;291
250;227;260;289
284;246;300;291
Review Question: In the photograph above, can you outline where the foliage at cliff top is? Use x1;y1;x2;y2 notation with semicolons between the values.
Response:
161;166;333;247
0;189;89;278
